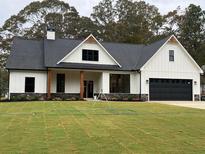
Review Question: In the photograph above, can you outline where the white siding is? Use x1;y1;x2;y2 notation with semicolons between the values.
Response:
8;69;140;95
51;70;80;93
130;72;140;94
141;42;201;99
51;70;101;93
101;72;110;93
62;43;117;65
9;70;47;93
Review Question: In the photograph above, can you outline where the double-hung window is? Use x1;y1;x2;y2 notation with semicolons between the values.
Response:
169;50;174;61
56;74;65;93
25;77;35;92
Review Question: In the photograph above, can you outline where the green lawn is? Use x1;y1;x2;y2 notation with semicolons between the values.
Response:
0;101;205;154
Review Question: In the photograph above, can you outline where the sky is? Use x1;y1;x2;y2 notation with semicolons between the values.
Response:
0;0;205;26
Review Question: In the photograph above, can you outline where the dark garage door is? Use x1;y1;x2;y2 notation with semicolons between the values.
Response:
149;78;192;101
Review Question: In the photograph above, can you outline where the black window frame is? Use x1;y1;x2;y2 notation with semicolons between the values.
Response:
25;77;35;93
110;74;130;93
169;50;174;62
82;49;99;61
56;74;65;93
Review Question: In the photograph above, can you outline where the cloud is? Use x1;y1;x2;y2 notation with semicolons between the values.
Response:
145;0;205;14
68;0;101;16
0;0;205;26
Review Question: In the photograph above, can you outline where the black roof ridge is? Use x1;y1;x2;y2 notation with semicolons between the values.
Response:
13;36;43;42
15;35;171;46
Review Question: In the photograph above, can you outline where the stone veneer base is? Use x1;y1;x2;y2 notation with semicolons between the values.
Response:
194;94;200;101
10;93;148;101
10;93;47;101
96;93;148;101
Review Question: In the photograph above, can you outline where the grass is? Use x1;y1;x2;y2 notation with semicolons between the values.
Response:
0;101;205;154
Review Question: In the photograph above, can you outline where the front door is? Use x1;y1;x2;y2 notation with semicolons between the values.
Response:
84;81;94;98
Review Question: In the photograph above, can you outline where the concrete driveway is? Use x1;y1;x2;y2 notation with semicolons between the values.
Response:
152;101;205;109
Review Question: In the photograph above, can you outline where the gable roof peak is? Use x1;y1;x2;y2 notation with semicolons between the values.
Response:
57;34;122;67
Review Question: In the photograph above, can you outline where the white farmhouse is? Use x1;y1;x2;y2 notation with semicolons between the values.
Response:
6;30;203;101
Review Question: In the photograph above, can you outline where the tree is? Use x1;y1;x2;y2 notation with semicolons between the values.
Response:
91;0;116;41
91;0;164;43
0;68;8;99
178;4;205;63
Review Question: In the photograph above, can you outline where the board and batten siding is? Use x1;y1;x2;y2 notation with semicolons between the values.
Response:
9;70;47;93
141;41;201;100
50;70;102;94
62;43;117;65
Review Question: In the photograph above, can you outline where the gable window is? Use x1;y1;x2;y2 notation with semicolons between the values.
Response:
169;50;174;61
25;77;35;92
110;74;130;93
82;49;99;61
56;74;65;93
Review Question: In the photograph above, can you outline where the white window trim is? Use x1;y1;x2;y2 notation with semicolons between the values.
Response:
57;34;122;67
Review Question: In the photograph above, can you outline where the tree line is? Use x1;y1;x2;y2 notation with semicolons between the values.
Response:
0;0;205;97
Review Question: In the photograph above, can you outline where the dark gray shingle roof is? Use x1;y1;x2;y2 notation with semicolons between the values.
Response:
6;36;170;71
6;37;46;70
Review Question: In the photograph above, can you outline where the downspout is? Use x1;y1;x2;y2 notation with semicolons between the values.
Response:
139;70;141;101
8;69;10;100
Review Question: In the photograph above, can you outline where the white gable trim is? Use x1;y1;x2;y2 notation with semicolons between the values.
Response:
57;34;122;67
140;35;203;73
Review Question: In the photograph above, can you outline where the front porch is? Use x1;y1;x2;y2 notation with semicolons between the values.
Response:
47;69;105;100
46;69;142;101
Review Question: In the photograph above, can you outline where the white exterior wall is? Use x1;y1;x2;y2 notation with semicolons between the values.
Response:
130;72;140;94
50;70;101;93
62;43;117;65
141;42;201;100
9;70;47;93
9;69;140;96
51;70;80;93
101;72;110;93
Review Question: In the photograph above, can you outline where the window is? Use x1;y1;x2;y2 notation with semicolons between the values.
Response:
56;74;65;93
82;49;99;61
110;74;130;93
25;77;35;92
169;50;174;61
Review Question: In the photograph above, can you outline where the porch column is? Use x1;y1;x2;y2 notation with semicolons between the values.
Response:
101;72;109;93
47;70;52;100
80;71;84;99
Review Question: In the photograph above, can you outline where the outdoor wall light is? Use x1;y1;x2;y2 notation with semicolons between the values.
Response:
146;80;149;84
194;81;197;85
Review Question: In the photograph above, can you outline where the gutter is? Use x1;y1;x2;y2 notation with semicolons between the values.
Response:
8;70;10;100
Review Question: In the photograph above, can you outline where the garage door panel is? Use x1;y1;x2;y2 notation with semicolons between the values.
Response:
149;78;192;101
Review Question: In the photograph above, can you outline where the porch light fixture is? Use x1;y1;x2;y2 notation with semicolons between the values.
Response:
194;81;197;85
146;80;149;84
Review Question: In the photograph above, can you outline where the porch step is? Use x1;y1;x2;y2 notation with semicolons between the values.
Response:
84;98;96;101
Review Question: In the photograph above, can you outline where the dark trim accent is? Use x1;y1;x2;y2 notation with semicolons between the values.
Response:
8;68;140;72
8;70;10;100
46;67;131;71
139;70;141;100
7;68;47;71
